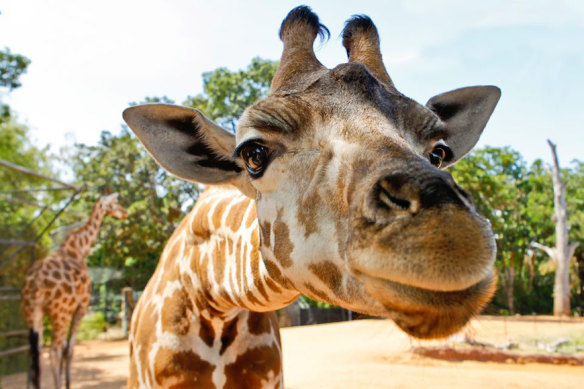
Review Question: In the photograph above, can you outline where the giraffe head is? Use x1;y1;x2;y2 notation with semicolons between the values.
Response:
123;7;500;339
100;193;129;219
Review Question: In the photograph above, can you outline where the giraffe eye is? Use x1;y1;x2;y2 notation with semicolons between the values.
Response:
428;143;451;168
239;143;270;178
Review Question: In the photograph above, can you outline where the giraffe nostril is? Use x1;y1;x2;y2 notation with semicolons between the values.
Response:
376;174;418;213
379;187;411;210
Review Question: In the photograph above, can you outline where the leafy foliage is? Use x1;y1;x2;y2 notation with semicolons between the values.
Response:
0;47;57;285
0;47;30;91
450;147;583;314
76;311;107;340
183;57;278;131
68;128;200;290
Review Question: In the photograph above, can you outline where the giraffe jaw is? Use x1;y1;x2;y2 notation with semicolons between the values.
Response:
112;210;129;219
355;270;496;339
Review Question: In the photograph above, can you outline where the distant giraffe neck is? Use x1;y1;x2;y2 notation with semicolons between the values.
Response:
60;200;106;260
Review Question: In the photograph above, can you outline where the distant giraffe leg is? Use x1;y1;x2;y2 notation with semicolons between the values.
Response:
49;319;68;389
63;306;84;389
26;308;43;389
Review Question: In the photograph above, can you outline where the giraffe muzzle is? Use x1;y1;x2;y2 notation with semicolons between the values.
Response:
356;270;497;339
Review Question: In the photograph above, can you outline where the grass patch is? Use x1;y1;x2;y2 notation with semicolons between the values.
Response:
556;332;584;354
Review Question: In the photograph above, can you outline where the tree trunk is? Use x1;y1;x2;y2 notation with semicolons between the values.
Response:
542;140;578;316
525;251;535;292
505;252;515;314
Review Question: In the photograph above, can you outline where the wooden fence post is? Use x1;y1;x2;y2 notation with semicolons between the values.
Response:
121;287;134;338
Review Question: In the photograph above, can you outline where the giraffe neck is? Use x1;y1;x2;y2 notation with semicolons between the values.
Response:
177;186;299;316
60;200;106;261
133;186;289;388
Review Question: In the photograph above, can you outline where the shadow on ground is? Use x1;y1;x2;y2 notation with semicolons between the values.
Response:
1;340;127;389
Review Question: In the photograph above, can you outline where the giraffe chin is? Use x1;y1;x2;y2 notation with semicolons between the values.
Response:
357;271;497;339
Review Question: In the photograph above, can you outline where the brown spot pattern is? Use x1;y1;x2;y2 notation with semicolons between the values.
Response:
259;221;271;249
272;210;294;268
198;316;215;348
220;316;238;355
309;260;344;297
264;277;282;294
247;312;272;335
224;345;281;389
62;283;72;294
264;259;293;289
154;348;215;389
161;288;193;336
44;279;56;288
303;282;331;303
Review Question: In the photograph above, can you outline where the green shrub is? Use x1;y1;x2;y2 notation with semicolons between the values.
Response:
76;311;106;341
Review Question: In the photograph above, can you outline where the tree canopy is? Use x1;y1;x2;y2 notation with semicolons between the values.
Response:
183;57;278;131
0;47;30;91
0;46;58;284
450;147;584;314
67;128;199;289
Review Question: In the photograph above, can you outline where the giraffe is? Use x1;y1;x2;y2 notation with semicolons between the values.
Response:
21;193;129;389
122;6;501;388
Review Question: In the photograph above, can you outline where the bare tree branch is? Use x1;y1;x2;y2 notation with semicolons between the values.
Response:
531;241;556;260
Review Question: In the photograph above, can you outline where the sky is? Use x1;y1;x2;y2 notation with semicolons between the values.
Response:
1;0;583;166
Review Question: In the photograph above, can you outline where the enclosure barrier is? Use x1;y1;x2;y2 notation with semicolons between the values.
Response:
0;159;82;376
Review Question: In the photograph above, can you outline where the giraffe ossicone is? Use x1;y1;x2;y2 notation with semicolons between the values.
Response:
21;193;128;389
123;6;500;388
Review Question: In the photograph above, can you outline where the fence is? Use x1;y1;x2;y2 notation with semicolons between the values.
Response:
0;159;81;377
0;287;29;378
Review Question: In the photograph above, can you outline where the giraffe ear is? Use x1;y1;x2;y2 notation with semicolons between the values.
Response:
426;86;500;167
123;104;254;196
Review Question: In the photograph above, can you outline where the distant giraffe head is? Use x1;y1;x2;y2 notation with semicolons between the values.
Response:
124;6;500;338
99;193;129;219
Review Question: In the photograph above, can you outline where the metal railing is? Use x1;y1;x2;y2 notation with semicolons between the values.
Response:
0;159;82;372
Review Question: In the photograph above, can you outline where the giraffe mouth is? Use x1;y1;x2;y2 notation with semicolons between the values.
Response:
356;270;496;339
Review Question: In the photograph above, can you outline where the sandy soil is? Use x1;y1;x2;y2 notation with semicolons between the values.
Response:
3;316;584;388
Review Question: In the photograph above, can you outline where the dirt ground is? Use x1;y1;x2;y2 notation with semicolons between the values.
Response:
3;316;584;388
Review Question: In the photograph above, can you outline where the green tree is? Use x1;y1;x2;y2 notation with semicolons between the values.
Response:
68;128;199;290
0;47;31;91
565;160;584;313
0;47;31;118
0;46;58;376
450;146;584;315
183;57;278;131
450;147;532;314
0;46;56;281
531;154;584;316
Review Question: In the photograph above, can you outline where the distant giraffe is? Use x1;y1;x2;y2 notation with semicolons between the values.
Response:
21;193;128;389
122;6;500;388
